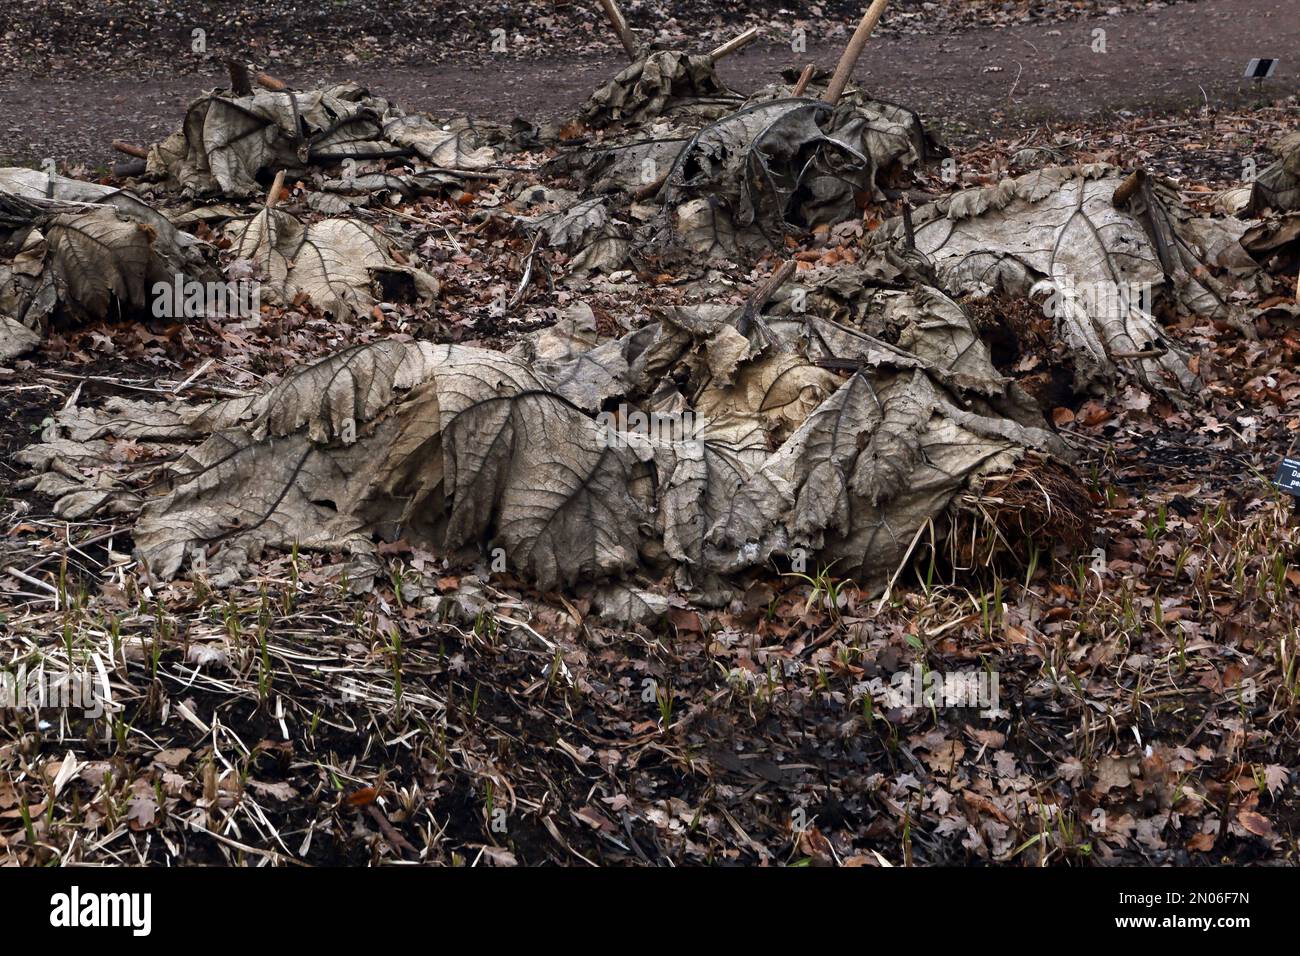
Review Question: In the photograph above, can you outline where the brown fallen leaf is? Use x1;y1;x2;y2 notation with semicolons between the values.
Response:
345;786;380;807
1092;755;1138;795
1237;809;1274;839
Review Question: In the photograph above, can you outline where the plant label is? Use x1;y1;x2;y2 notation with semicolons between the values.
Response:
1244;58;1278;80
1274;455;1300;497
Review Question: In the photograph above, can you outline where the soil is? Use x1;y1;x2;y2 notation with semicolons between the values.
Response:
0;0;1198;78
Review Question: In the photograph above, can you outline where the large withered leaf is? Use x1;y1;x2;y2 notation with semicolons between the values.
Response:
766;267;1008;396
0;168;215;331
1250;131;1300;214
381;115;500;170
0;167;204;245
582;50;739;128
705;368;1051;587
412;347;647;588
706;369;881;562
548;137;687;196
656;417;768;567
161;84;388;196
695;350;841;444
872;165;1236;396
121;342;649;590
510;303;633;411
536;198;631;274
658;96;932;258
227;209;437;318
0;211;162;329
44;212;153;320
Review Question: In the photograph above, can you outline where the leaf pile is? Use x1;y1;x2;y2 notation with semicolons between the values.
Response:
0;167;213;340
20;272;1071;608
147;82;505;198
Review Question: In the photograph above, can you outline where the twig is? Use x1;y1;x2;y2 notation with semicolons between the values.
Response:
265;169;287;209
1007;60;1023;104
112;159;146;178
708;27;760;62
737;259;798;337
365;804;417;857
792;64;816;96
4;566;59;596
822;0;891;105
111;140;148;159
749;259;798;313
189;819;302;865
1110;345;1168;360
255;71;288;92
172;358;215;395
596;0;639;62
1112;168;1147;208
509;232;547;309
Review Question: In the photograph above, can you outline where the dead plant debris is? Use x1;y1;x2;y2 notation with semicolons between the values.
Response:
2;2;1298;869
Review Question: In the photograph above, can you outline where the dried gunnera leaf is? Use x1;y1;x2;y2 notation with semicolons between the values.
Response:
546;136;688;197
307;169;468;214
508;302;635;411
226;208;437;318
704;368;1058;588
108;341;652;590
581;50;740;129
0;167;216;333
152;84;389;197
870;165;1244;397
21;269;1076;600
0;209;191;331
0;167;208;246
380;115;500;170
695;351;841;445
1249;130;1300;214
655;96;934;259
535;198;632;274
145;83;501;197
0;313;40;360
592;582;671;626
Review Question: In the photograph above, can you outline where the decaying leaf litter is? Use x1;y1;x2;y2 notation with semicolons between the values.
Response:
3;0;1300;866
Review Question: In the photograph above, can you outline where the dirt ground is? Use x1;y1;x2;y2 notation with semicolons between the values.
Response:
0;0;1197;77
0;0;1291;168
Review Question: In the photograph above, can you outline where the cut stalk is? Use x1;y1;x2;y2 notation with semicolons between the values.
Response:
708;27;760;62
596;0;640;61
265;169;287;209
111;140;148;159
792;64;815;96
822;0;890;105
